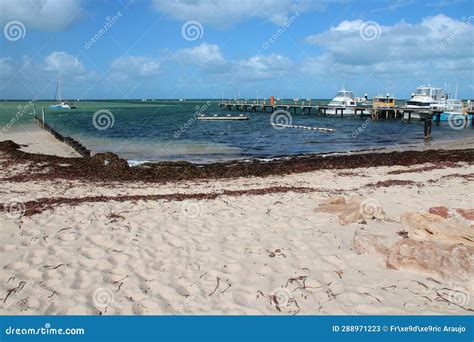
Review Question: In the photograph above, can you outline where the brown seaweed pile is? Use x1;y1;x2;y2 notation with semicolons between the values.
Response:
1;140;473;184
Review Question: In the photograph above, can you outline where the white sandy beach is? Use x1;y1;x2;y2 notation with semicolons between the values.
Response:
0;133;473;315
2;0;474;328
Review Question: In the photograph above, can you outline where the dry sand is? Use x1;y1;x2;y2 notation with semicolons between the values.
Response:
0;143;473;315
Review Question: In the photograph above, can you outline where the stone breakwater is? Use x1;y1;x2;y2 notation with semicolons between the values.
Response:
33;117;90;158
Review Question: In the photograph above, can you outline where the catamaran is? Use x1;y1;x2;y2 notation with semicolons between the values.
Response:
49;76;75;109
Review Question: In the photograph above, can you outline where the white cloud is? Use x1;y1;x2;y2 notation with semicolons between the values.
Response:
172;43;292;80
174;43;228;71
1;52;89;79
110;56;161;79
236;54;293;80
0;53;98;99
152;0;315;27
303;14;474;76
0;0;84;32
299;14;474;97
44;51;86;75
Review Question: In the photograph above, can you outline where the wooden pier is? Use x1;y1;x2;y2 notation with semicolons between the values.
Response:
219;102;397;118
219;102;319;115
219;101;474;140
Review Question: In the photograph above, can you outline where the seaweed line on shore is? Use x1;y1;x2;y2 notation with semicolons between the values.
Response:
1;140;473;184
0;186;319;216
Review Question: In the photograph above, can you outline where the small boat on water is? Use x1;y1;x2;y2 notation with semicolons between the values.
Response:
49;101;74;109
49;76;76;110
197;114;248;121
325;88;357;116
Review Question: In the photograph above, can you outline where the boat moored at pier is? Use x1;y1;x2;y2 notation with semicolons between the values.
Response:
440;99;470;123
403;85;447;119
325;89;358;116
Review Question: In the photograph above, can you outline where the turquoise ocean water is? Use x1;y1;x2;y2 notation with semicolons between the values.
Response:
0;100;472;163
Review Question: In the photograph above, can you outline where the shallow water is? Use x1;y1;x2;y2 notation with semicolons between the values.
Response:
0;100;472;162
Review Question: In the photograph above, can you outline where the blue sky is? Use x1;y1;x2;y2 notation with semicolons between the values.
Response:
0;0;473;99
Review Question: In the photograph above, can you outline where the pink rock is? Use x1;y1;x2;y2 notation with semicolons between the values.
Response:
456;208;474;221
386;239;474;282
428;206;449;218
401;212;474;247
352;231;389;258
314;196;385;225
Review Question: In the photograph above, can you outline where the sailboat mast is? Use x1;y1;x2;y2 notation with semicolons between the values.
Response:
55;75;62;102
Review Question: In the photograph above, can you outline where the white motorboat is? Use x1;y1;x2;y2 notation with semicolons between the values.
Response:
403;85;447;119
325;89;357;116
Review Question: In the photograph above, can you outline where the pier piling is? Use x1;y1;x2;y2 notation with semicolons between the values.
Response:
424;117;432;140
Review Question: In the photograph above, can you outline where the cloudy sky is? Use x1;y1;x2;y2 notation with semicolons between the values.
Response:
0;0;473;99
